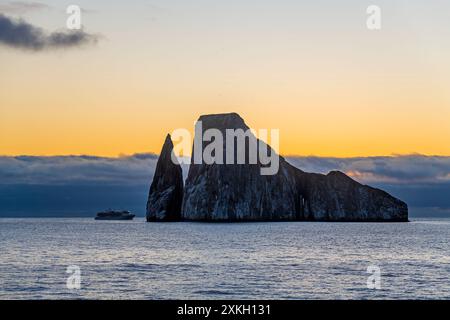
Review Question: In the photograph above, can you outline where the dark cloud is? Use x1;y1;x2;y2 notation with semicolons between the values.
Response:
0;1;49;14
286;155;450;185
0;154;449;217
0;153;180;217
0;13;98;50
0;154;159;185
1;154;449;186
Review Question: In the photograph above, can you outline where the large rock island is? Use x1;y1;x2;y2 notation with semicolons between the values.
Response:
146;113;408;222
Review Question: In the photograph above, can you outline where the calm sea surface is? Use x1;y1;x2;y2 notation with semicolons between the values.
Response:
0;217;449;299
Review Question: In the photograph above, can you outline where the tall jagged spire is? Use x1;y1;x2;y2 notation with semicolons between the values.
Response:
146;134;183;221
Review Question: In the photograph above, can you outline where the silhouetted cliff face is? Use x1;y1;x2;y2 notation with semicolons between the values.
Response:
147;113;408;222
146;134;183;221
284;163;408;221
181;113;408;221
181;113;299;221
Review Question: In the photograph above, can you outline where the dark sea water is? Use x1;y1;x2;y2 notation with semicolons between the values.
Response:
0;217;449;299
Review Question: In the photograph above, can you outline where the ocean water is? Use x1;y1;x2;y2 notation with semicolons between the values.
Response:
0;217;449;299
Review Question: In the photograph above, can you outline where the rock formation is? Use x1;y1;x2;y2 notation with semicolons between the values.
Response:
284;164;408;221
146;134;183;221
181;113;300;221
146;113;408;222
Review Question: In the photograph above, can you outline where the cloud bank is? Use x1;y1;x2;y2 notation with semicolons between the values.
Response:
0;13;98;50
286;155;450;185
1;154;449;186
0;154;449;217
0;153;159;185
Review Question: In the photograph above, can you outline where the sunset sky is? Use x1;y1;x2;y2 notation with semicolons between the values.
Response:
1;0;450;157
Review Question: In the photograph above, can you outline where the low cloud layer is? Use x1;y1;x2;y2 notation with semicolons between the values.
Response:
0;154;159;185
286;155;450;185
1;154;449;186
0;154;449;216
0;13;98;50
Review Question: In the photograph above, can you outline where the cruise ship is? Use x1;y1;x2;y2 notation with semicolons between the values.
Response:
95;210;135;220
